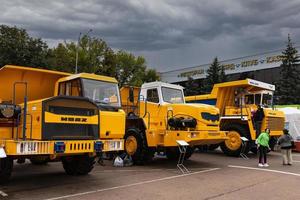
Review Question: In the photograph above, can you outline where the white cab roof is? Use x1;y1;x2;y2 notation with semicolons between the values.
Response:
141;81;184;90
247;79;275;91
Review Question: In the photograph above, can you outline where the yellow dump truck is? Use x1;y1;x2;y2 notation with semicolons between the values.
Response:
0;65;124;183
120;81;227;164
186;79;285;156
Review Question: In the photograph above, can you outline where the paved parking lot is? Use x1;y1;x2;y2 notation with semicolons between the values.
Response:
1;150;300;200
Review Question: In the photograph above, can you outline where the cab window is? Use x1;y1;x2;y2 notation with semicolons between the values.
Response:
147;89;159;103
255;94;261;105
245;94;254;104
59;79;82;96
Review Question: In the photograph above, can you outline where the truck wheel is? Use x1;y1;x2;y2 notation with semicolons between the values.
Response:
220;124;250;157
124;128;154;165
208;144;220;151
0;157;13;184
30;157;49;165
62;155;95;175
166;147;194;160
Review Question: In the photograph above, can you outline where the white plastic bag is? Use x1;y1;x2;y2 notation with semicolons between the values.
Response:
113;156;124;167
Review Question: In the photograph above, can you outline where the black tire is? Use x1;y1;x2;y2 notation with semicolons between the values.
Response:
30;157;49;165
208;144;220;151
62;155;95;175
220;124;251;157
124;128;154;165
196;145;208;152
250;146;258;154
166;147;194;160
0;157;13;184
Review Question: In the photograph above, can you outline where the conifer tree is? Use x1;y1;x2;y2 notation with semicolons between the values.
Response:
205;57;222;92
220;65;227;82
277;34;300;104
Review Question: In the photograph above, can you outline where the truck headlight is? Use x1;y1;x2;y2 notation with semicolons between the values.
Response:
0;105;14;118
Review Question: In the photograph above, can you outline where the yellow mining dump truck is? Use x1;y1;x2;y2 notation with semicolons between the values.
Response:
0;65;124;183
186;79;285;156
120;81;227;164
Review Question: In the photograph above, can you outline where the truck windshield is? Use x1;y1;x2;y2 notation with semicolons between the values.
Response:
161;87;184;104
262;93;273;107
82;79;121;107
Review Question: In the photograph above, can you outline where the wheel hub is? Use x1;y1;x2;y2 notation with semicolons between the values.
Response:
125;136;138;156
225;131;242;151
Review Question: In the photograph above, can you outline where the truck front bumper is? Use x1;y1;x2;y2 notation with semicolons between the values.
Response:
163;130;228;147
0;139;124;156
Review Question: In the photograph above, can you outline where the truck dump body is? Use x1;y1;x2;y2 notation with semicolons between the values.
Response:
0;65;70;104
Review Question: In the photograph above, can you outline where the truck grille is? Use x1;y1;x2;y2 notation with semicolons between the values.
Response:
266;117;284;131
42;96;99;140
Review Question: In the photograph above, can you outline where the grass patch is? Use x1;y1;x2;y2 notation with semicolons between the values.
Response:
275;105;300;109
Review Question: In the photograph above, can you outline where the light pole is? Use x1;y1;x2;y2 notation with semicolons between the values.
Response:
75;29;92;74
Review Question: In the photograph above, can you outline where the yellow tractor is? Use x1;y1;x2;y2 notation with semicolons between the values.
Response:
120;81;227;164
186;79;285;156
0;65;124;183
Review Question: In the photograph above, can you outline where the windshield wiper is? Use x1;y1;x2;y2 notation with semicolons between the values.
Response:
94;100;109;105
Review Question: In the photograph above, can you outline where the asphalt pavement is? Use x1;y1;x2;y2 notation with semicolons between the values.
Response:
1;149;300;200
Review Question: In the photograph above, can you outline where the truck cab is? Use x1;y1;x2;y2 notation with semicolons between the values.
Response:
55;73;125;144
121;81;227;163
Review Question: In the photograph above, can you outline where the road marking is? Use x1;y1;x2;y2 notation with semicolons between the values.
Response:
45;168;220;200
228;165;300;177
291;154;300;157
292;160;300;163
95;167;214;173
0;190;8;197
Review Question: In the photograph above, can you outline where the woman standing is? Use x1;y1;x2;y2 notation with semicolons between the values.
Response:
278;129;294;165
257;128;270;167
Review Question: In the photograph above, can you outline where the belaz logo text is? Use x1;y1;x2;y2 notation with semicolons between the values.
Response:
61;117;88;122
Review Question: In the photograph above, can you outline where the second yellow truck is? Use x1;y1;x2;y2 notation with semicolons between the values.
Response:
121;81;227;164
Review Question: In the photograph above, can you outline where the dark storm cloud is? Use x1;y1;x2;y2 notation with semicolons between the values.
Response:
1;0;300;69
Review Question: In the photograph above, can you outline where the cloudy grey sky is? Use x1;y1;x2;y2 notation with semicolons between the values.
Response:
1;0;300;71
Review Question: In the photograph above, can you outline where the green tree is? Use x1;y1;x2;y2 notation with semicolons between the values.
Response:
276;35;300;104
220;65;227;82
114;50;159;86
48;35;112;74
0;24;160;86
204;57;222;92
49;37;160;86
143;69;160;83
184;76;204;96
0;25;49;68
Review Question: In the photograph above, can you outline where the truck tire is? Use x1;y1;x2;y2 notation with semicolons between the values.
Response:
220;124;251;157
166;147;194;160
30;157;49;165
62;155;95;175
124;128;154;165
208;144;220;151
0;157;13;184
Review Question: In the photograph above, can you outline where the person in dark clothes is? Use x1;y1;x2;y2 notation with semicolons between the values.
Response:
278;129;294;165
254;105;265;136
